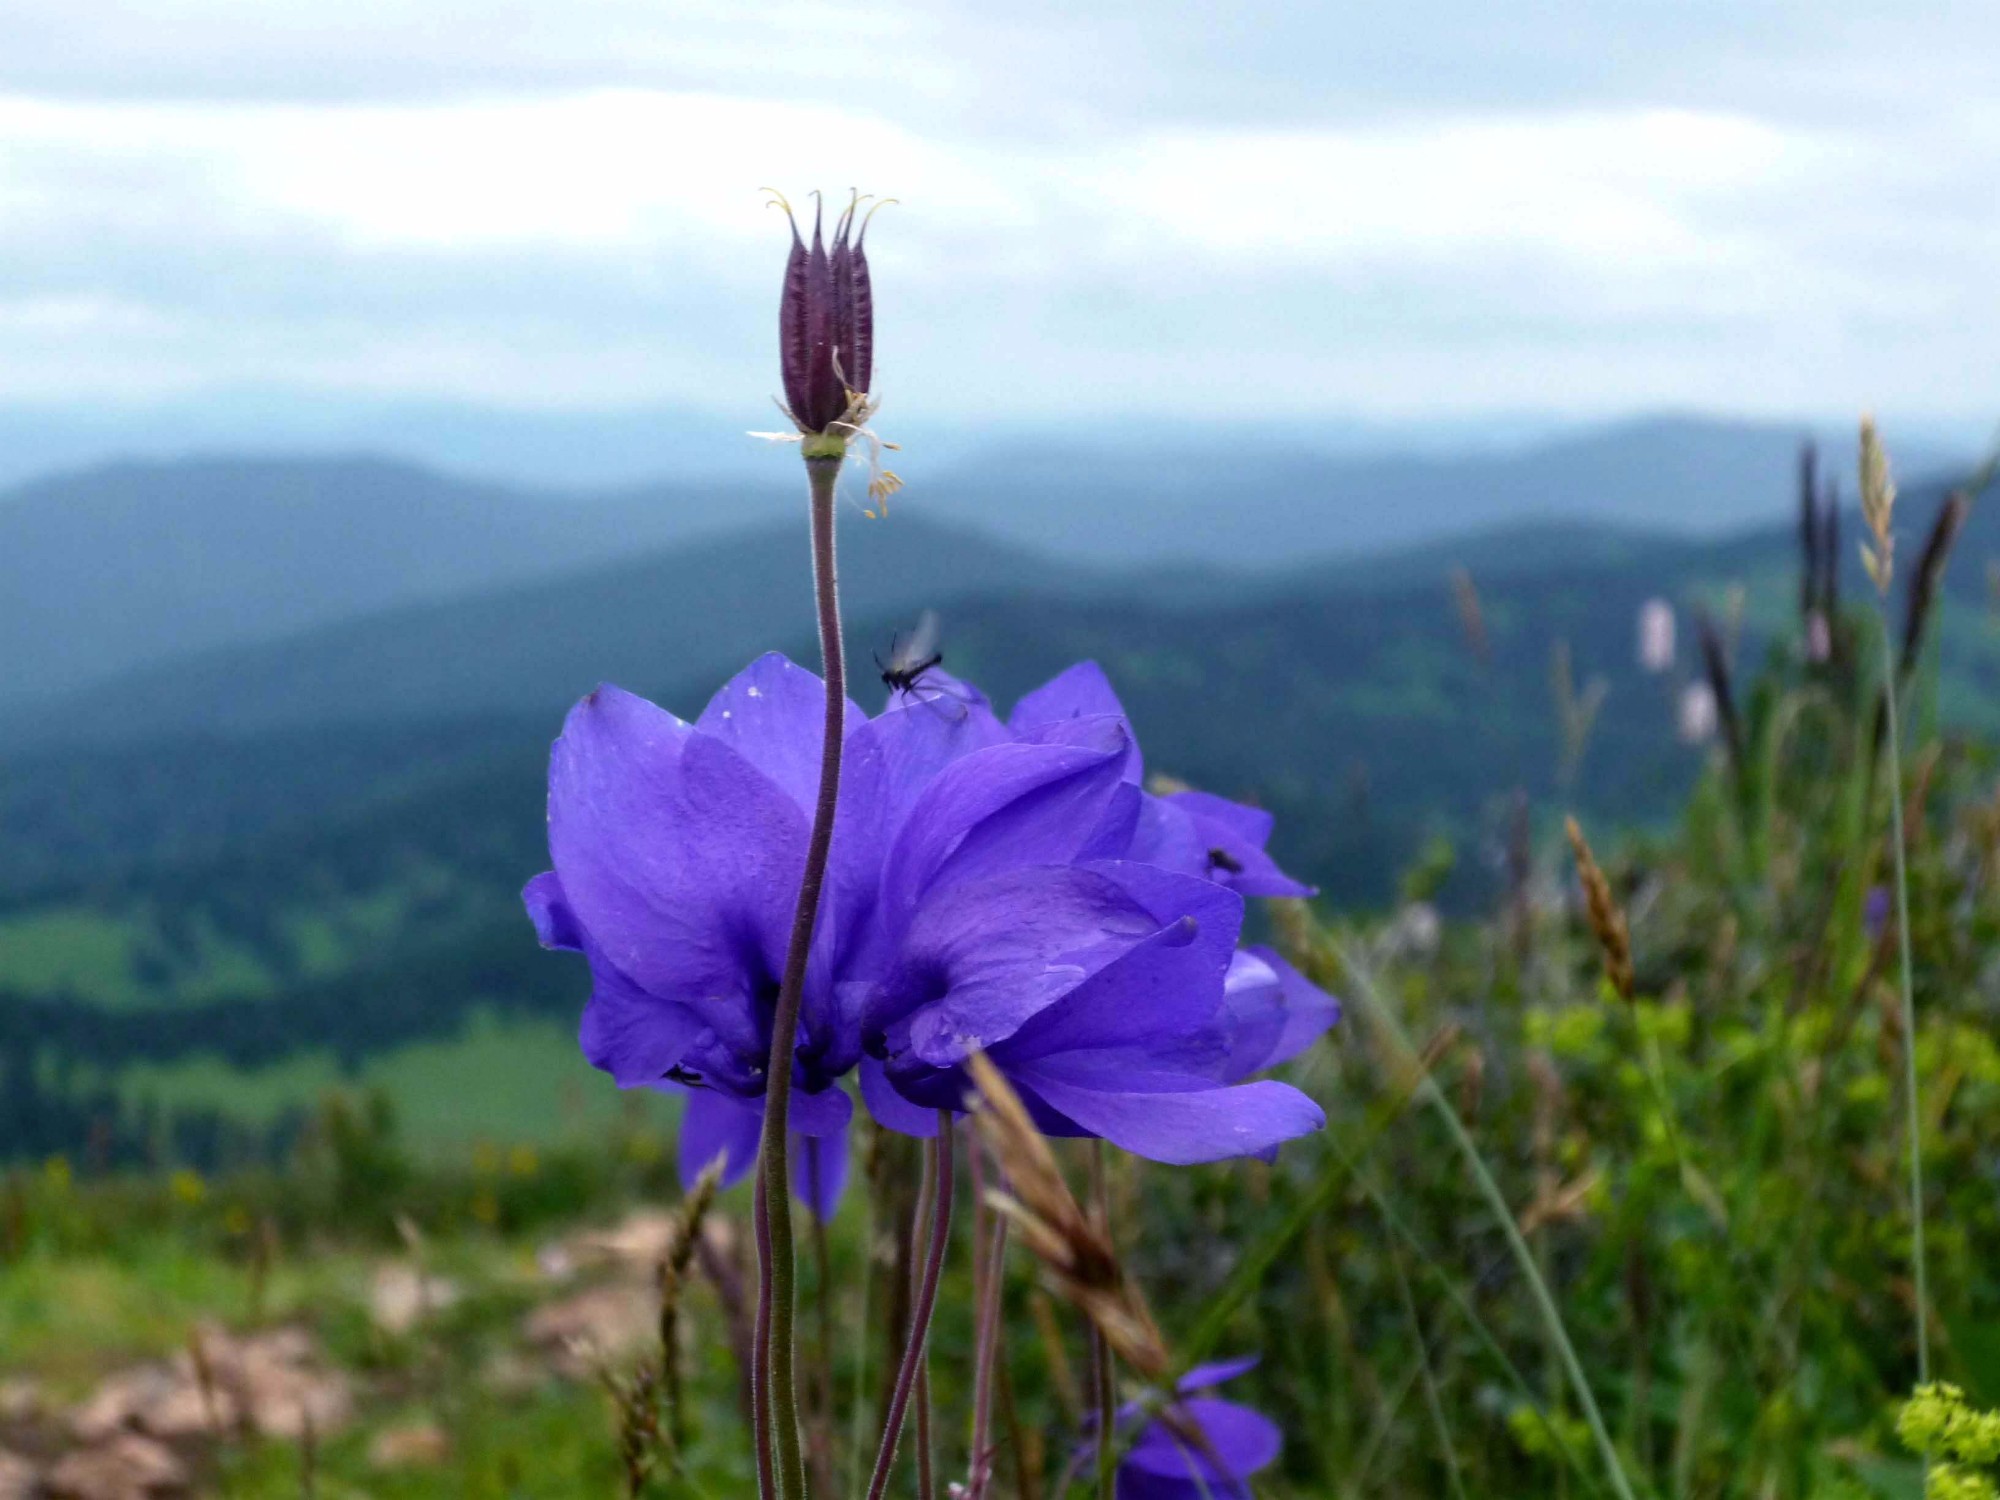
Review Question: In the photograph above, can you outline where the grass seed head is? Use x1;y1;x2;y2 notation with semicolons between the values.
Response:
1564;816;1634;1001
1859;415;1897;596
965;1053;1170;1381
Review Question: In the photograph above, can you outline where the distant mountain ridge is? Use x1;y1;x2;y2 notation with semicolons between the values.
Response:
0;417;1974;714
0;455;771;707
5;510;1119;747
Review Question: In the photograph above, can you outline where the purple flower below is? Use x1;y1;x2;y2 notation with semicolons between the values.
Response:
1077;1356;1282;1500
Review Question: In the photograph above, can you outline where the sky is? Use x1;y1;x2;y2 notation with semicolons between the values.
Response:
0;0;1994;449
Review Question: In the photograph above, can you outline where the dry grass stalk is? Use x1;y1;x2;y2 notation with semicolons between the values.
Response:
1550;641;1609;784
1860;415;1897;596
1450;565;1490;664
1900;491;1970;676
1695;612;1744;771
659;1159;723;1463
965;1053;1169;1382
1028;1292;1082;1423
1799;442;1822;622
1518;1166;1605;1237
1564;817;1634;1001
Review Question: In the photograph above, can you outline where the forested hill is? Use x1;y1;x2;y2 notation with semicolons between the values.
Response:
6;415;1958;717
3;464;1993;1167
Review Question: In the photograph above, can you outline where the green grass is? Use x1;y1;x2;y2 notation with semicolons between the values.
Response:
363;1014;675;1153
91;1012;676;1155
0;909;147;1003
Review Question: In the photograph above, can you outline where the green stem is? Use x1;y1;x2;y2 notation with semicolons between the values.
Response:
1090;1141;1115;1500
1387;1228;1470;1500
755;453;847;1500
865;1119;955;1500
1881;629;1930;1386
847;1145;876;1500
1332;938;1641;1500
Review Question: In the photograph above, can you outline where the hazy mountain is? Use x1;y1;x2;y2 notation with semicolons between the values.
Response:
5;511;1120;748
0;455;793;707
3;418;1976;716
21;455;1991;756
932;415;1953;567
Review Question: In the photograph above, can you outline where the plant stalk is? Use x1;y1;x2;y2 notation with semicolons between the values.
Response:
755;452;848;1500
1090;1140;1115;1500
753;1166;777;1500
866;1116;956;1500
1881;629;1930;1387
969;1213;1010;1500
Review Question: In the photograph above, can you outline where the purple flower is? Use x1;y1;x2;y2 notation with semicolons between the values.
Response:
1078;1356;1282;1500
775;191;876;437
1865;885;1892;941
1008;662;1315;897
674;1090;849;1220
525;652;1332;1199
866;862;1326;1164
1219;947;1341;1082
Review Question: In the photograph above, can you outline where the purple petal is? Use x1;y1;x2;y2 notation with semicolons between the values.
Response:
1166;790;1314;898
677;1090;850;1219
1014;1068;1324;1166
1178;1356;1260;1394
678;1090;763;1191
1010;663;1142;781
1009;661;1129;735
578;954;707;1088
695;653;862;816
877;738;1130;936
792;1119;850;1219
1123;1397;1281;1486
849;202;875;394
875;866;1167;1065
1220;947;1339;1080
994;868;1242;1063
1120;795;1212;879
860;1055;944;1137
839;686;1011;881
523;871;583;952
787;1083;854;1138
777;207;811;425
548;685;804;1008
802;201;844;430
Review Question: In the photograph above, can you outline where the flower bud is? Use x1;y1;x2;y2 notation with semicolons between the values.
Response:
773;190;877;442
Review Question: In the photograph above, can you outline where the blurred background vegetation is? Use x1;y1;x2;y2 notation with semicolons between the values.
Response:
2;432;1999;1496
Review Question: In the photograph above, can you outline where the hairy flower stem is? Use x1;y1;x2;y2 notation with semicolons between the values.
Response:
916;1364;936;1500
1881;629;1931;1388
968;1213;1010;1500
753;1168;777;1500
755;452;848;1500
809;1174;837;1500
1089;1140;1114;1500
866;1117;956;1500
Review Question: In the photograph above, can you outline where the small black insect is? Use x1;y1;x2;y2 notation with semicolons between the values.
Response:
1207;847;1246;876
875;610;968;720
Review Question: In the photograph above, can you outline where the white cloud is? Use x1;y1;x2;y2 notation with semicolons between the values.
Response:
0;1;1990;425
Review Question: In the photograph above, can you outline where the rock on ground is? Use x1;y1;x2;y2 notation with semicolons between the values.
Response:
367;1265;461;1336
69;1325;353;1445
0;1447;38;1500
44;1433;187;1499
523;1282;656;1378
368;1421;450;1470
